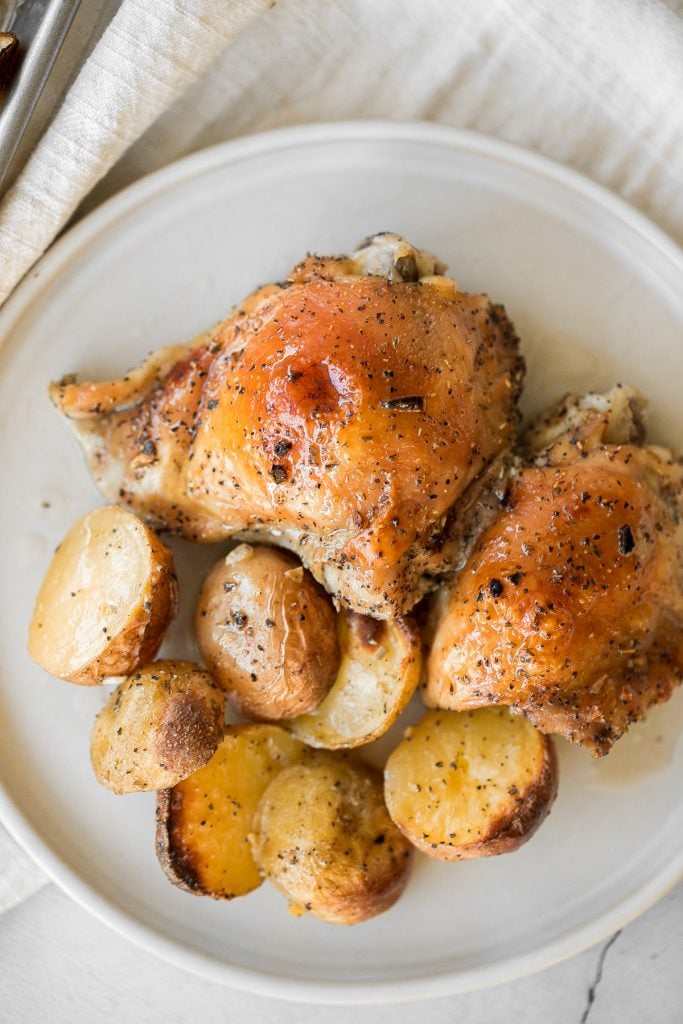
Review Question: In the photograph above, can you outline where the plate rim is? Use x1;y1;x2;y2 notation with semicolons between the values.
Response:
1;119;682;1003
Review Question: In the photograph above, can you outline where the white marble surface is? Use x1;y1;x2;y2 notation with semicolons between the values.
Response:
0;881;681;1022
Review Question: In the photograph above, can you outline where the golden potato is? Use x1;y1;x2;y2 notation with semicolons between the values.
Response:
29;506;178;685
251;752;413;924
91;661;224;793
384;708;557;861
289;612;420;748
195;544;340;719
156;724;307;898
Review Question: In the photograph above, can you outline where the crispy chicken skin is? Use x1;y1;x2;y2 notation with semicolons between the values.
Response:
51;234;523;618
425;386;683;755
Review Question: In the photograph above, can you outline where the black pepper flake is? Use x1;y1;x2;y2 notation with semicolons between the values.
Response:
618;524;635;555
206;398;219;410
273;440;292;457
380;395;424;411
508;572;523;586
232;611;247;628
270;464;288;483
488;578;503;598
142;439;157;457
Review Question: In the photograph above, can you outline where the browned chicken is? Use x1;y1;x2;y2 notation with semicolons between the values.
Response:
425;386;683;755
51;234;523;618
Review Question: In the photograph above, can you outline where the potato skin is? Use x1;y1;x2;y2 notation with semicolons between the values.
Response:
384;709;558;861
250;753;413;924
195;544;340;719
91;661;224;793
155;724;307;899
28;506;178;686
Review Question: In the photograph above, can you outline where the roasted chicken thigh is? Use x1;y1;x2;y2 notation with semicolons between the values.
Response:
425;386;683;755
51;234;523;618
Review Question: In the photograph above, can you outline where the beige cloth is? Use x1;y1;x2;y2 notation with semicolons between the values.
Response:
1;0;682;907
0;0;269;305
1;0;683;310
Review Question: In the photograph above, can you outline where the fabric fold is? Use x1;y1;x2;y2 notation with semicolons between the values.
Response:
0;0;268;305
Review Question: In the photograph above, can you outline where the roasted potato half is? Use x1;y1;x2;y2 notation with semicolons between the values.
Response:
91;661;224;794
156;724;307;899
384;708;557;861
29;506;178;685
289;613;420;748
195;544;340;719
251;752;413;924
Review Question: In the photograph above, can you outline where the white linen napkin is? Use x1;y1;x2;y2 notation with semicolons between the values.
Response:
0;0;269;306
1;0;682;909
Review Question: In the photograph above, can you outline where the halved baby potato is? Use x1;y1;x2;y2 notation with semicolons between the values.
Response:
288;612;421;748
91;660;224;793
195;544;340;720
250;751;413;925
28;506;178;685
384;708;557;860
156;724;307;899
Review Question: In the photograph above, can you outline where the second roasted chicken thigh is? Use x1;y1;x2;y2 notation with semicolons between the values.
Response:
51;234;523;618
425;386;683;755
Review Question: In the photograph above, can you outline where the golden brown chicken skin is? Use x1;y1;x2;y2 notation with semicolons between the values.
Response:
425;387;683;755
51;235;523;618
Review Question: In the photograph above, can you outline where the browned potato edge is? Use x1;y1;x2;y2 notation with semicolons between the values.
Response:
395;734;558;862
156;788;205;895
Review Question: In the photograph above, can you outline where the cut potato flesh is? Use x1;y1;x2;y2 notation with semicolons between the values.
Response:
155;724;307;899
288;612;421;748
28;506;177;685
384;708;557;860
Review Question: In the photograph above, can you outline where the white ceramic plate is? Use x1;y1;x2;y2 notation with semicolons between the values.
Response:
1;122;682;1004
